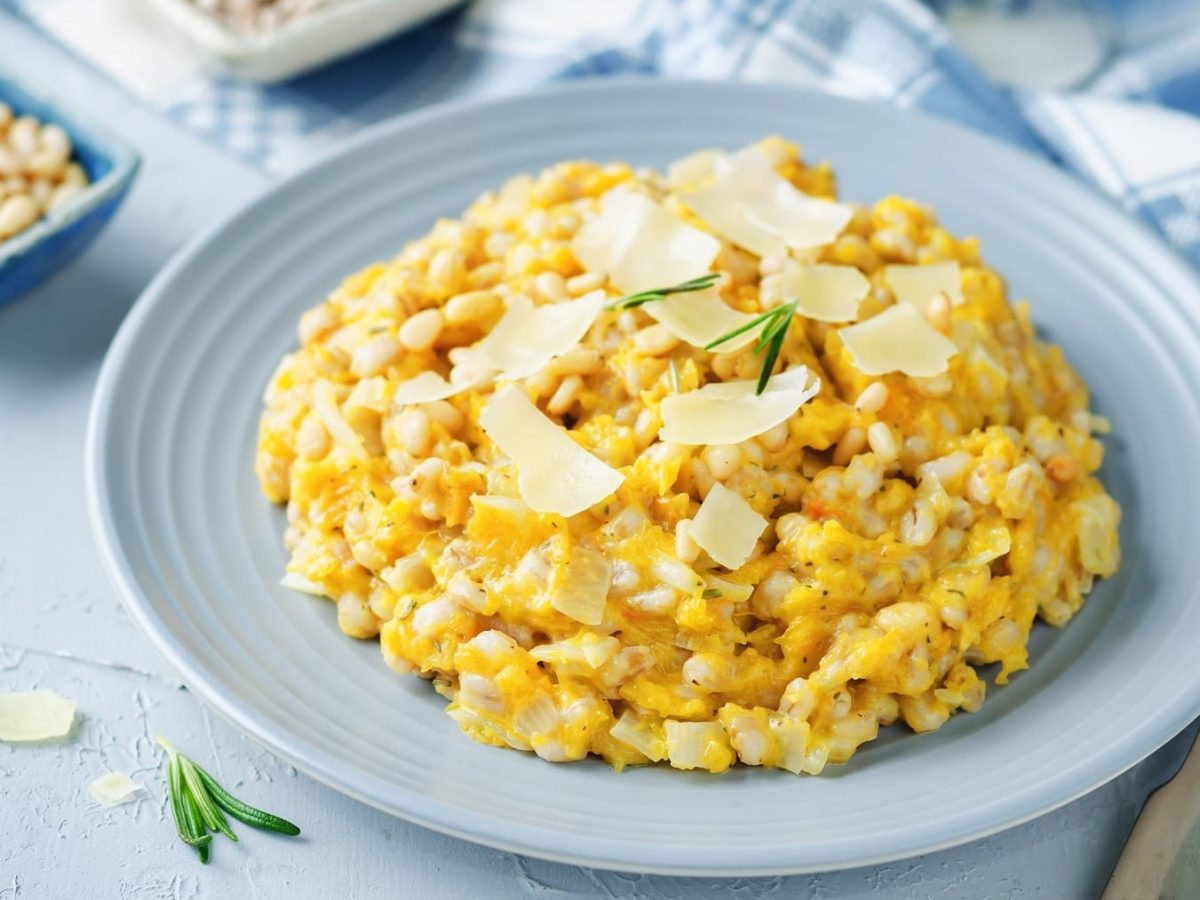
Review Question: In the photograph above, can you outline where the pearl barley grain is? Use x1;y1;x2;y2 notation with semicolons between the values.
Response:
0;108;91;244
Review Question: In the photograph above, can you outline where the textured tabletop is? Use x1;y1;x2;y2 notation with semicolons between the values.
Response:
0;13;1191;899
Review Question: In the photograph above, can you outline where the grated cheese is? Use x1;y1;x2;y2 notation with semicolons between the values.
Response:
480;385;624;516
838;303;959;377
658;366;820;445
690;483;768;569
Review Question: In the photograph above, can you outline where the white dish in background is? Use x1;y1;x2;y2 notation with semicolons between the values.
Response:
135;0;463;83
86;81;1200;875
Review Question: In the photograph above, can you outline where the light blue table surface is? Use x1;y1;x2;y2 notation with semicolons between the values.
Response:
1;11;1194;899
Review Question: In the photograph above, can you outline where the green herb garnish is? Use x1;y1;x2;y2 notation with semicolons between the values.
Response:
607;273;721;310
702;588;723;599
156;736;301;864
705;300;798;395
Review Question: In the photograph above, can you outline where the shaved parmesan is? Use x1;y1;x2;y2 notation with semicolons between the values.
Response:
550;547;613;625
644;287;759;352
681;186;787;259
782;260;870;322
679;147;853;256
480;385;624;517
667;148;724;190
838;303;959;377
658;366;819;445
725;148;853;250
89;771;143;806
0;690;76;742
884;262;963;308
392;371;461;405
281;571;327;597
459;291;605;381
573;190;720;295
690;483;768;569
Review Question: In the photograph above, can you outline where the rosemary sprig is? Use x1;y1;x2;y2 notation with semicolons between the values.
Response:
606;272;721;310
156;736;301;864
705;300;798;395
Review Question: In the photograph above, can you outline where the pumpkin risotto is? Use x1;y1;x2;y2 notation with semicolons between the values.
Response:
255;137;1120;774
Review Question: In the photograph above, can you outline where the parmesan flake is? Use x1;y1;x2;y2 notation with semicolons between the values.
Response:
690;483;768;570
392;371;461;406
644;287;760;352
0;690;76;742
573;190;720;295
838;303;959;377
884;261;963;308
678;147;853;256
458;290;605;381
658;366;819;445
480;385;624;517
89;771;143;806
782;260;870;322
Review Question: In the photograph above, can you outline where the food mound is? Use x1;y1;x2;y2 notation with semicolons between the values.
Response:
256;137;1120;774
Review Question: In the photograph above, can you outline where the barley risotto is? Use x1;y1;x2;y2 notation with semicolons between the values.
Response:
255;136;1120;775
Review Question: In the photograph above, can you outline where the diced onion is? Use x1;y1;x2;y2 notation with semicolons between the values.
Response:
550;546;613;626
664;720;733;771
609;711;667;761
343;375;390;412
311;380;366;460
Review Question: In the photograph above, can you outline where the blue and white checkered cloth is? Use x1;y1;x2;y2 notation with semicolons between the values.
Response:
9;0;1200;266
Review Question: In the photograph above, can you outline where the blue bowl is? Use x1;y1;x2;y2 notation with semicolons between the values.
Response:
0;72;140;306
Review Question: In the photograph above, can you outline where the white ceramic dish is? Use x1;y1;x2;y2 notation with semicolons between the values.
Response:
136;0;463;83
86;81;1200;875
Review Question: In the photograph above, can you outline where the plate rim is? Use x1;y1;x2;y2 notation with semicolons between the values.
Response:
86;77;1200;876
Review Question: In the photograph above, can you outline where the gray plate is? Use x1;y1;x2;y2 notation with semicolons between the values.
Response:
85;80;1200;876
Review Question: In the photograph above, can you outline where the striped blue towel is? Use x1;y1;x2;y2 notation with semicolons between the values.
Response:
8;0;1200;266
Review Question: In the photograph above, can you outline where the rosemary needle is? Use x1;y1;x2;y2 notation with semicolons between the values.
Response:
706;300;799;395
607;272;721;310
156;736;301;864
